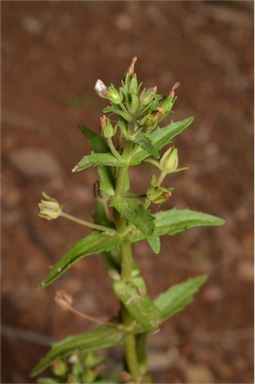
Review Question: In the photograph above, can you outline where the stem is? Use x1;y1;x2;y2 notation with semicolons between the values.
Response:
157;170;167;186
60;212;115;235
113;139;143;382
107;137;123;161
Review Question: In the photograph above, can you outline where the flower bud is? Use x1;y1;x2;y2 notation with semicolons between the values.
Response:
38;192;64;220
52;359;67;376
129;73;138;93
159;147;179;174
144;109;161;128
146;183;173;204
107;84;123;104
139;87;157;106
94;79;108;98
159;96;173;114
100;115;114;138
130;94;139;114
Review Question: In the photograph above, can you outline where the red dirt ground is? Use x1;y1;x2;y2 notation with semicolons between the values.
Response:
1;1;254;383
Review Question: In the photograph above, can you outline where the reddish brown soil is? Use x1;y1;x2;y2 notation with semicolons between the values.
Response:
1;1;254;383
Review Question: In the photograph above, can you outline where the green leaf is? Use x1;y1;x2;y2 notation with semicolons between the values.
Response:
110;196;160;253
113;280;161;332
154;208;225;236
78;124;109;153
126;209;224;245
154;274;208;321
37;231;123;288
130;117;193;165
127;131;159;159
97;166;115;196
78;125;115;195
31;326;126;377
73;153;127;172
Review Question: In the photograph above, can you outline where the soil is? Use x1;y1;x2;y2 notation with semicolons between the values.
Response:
1;1;254;383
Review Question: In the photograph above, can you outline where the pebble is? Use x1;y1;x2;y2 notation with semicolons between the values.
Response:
8;148;62;178
183;363;215;383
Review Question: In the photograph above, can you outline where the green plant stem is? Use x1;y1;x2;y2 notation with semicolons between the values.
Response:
158;170;167;186
113;139;143;382
60;212;115;235
107;137;123;161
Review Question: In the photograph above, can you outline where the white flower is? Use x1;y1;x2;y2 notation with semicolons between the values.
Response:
38;192;64;220
94;79;108;98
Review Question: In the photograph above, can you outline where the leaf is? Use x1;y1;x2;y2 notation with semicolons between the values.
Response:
130;117;193;165
127;131;159;159
78;125;115;195
154;274;208;321
126;209;224;244
72;153;127;172
78;124;109;153
154;208;225;236
31;326;126;377
97;166;115;196
113;280;161;332
37;231;123;288
110;196;160;253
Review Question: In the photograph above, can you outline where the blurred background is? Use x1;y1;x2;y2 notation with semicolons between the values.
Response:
1;1;254;383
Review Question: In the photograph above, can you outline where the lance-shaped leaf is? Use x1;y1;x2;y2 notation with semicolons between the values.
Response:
154;274;208;321
130;117;193;165
37;231;123;288
78;124;109;153
154;208;225;236
78;125;115;195
126;131;159;159
72;153;127;172
125;209;224;244
113;280;162;332
31;325;126;377
110;196;160;254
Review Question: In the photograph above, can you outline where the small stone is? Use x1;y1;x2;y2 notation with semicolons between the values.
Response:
9;148;62;178
183;363;215;383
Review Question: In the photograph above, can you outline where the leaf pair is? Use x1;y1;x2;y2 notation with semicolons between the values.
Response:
32;274;208;377
73;117;193;172
37;209;224;288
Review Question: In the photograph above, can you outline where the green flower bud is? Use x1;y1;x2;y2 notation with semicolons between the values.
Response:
139;87;157;106
107;84;123;104
159;96;173;114
52;359;67;376
144;109;161;128
129;73;138;93
130;94;139;114
100;115;115;138
38;192;64;220
159;147;179;173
